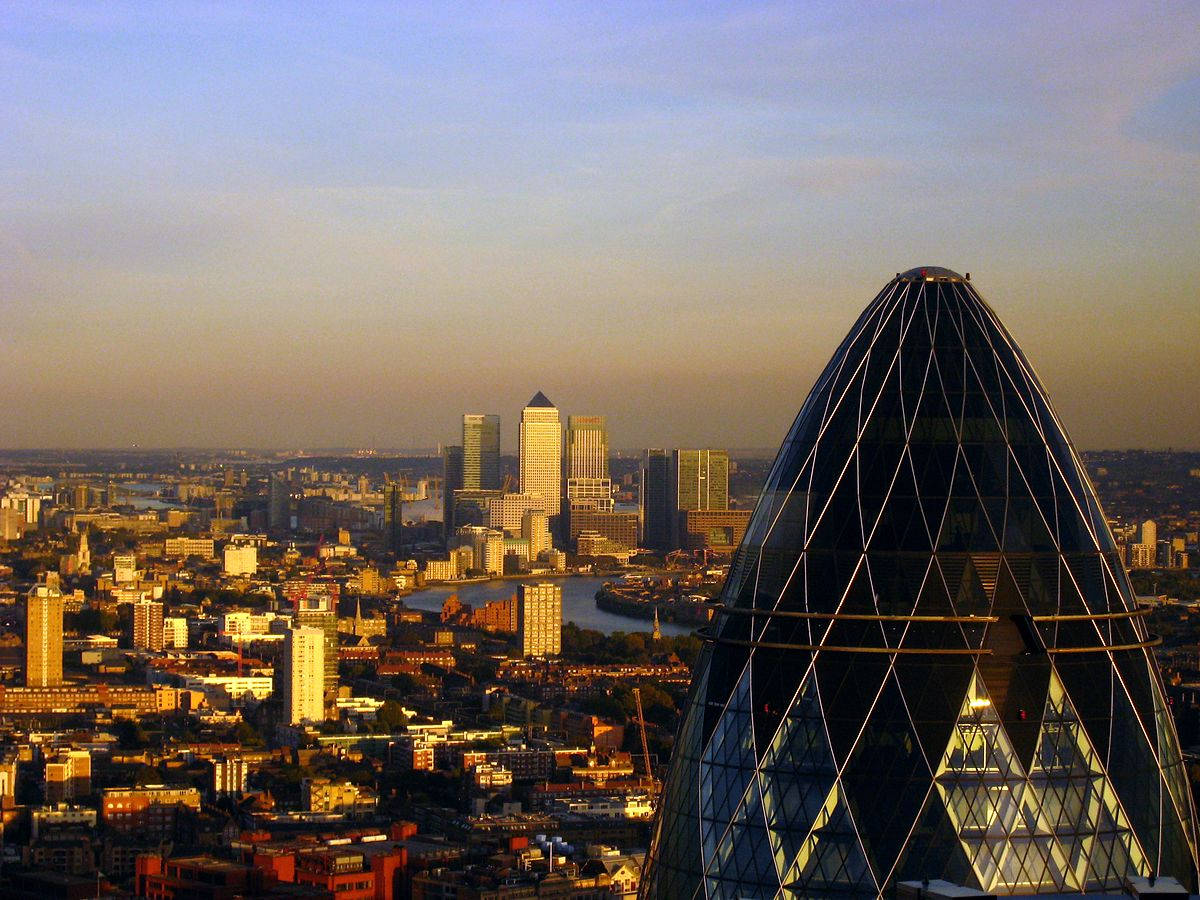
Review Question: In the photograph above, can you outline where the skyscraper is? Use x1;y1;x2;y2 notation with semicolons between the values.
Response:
462;414;501;490
291;586;340;698
384;482;405;553
641;448;672;553
518;582;562;657
672;449;729;512
519;392;562;528
566;415;608;479
442;445;464;539
669;449;729;548
646;268;1198;896
25;584;64;687
282;626;325;725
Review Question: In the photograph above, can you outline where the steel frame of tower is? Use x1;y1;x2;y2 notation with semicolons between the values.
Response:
643;270;1199;898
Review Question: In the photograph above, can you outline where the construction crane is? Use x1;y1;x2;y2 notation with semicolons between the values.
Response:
631;687;655;798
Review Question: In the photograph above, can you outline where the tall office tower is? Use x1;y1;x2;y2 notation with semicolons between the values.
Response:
268;474;291;531
647;269;1199;896
517;582;562;657
294;591;340;697
519;392;562;527
1141;519;1158;547
566;415;608;479
669;449;729;548
282;626;325;725
133;600;164;651
462;414;501;490
442;445;464;539
1141;519;1159;565
672;449;729;511
641;448;672;552
25;584;64;687
384;482;405;553
522;509;552;560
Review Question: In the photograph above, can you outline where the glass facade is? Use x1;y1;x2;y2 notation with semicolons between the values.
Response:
643;268;1198;897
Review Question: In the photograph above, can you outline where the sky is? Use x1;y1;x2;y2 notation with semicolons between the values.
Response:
2;1;1198;452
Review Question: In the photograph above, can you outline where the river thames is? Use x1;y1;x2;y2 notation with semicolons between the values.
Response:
400;576;697;638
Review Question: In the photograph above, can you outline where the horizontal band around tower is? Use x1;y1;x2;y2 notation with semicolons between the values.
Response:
698;628;1161;656
1044;637;1162;654
715;607;998;623
697;628;992;655
1031;607;1152;622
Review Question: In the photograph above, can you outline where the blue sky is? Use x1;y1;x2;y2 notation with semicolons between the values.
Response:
3;2;1198;449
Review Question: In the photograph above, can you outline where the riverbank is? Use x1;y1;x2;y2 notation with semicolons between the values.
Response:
400;577;697;637
595;584;717;626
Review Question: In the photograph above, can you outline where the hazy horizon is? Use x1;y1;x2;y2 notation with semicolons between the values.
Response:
4;3;1198;451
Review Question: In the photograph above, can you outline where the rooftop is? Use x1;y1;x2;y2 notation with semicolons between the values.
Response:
896;266;967;282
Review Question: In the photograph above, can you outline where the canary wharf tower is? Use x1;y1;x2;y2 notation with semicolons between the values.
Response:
644;269;1198;897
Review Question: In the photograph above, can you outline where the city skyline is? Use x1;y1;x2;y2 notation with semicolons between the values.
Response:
3;4;1199;450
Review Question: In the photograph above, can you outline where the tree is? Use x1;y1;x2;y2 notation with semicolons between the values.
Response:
376;700;409;732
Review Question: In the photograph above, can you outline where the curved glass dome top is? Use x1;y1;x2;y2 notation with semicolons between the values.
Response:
644;270;1198;899
896;265;967;281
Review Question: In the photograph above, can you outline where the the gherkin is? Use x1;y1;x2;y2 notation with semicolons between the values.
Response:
643;268;1198;897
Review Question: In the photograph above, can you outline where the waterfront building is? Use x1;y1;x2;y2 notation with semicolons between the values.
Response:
641;448;672;552
566;476;615;546
520;392;562;529
463;414;502;490
25;583;64;686
679;508;752;554
282;626;325;725
646;268;1199;896
518;582;562;657
456;525;505;576
568;508;639;550
522;509;552;560
487;492;547;535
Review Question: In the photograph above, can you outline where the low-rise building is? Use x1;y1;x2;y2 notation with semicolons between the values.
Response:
101;785;201;837
301;778;377;816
